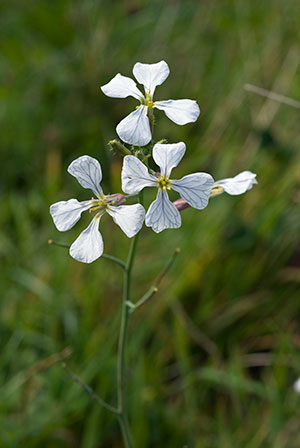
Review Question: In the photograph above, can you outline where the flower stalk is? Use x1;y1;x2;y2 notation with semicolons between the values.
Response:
117;192;143;448
48;240;126;269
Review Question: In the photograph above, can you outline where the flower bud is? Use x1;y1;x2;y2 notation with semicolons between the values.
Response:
173;198;190;211
109;140;131;157
109;193;126;205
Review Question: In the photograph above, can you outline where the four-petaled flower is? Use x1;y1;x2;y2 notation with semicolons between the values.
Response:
101;61;200;147
121;142;214;233
50;156;145;263
214;171;257;195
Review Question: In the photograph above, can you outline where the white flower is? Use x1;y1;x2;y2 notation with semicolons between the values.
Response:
50;156;145;263
101;61;200;146
214;171;257;195
294;378;300;393
121;142;214;233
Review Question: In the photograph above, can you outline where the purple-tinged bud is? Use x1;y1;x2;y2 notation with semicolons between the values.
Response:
109;193;126;205
173;198;190;211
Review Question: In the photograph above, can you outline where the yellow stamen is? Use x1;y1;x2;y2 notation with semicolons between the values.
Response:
210;186;224;197
157;175;171;190
139;90;155;108
89;197;107;213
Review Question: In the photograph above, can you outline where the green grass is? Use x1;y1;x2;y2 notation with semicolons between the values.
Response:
1;0;300;446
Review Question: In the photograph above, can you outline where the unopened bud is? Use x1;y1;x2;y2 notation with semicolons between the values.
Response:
110;193;126;206
173;198;190;211
109;140;131;157
156;139;168;144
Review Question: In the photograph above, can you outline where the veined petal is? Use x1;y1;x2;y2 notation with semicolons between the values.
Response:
50;199;93;231
172;173;214;210
69;214;104;263
153;142;186;177
116;105;152;146
133;61;170;96
68;156;103;197
145;189;181;233
121;155;157;194
215;171;257;195
107;204;145;237
154;99;200;125
101;73;143;100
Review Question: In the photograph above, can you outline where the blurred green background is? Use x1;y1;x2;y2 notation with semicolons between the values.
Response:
2;0;300;447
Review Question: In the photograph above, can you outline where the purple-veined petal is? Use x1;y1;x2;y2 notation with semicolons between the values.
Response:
215;171;257;195
101;73;143;100
116;105;152;146
133;61;170;96
107;204;145;237
154;99;200;125
145;189;181;233
172;173;214;210
69;214;104;263
152;142;186;177
68;156;103;196
121;155;157;194
50;199;93;231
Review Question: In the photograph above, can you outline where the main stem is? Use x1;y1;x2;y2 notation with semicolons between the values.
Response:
117;196;142;448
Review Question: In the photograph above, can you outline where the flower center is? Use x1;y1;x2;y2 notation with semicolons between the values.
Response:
157;175;171;190
139;90;155;108
210;186;224;197
89;196;108;213
145;90;154;107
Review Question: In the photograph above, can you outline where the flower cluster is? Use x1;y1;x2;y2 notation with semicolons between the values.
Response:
50;61;257;263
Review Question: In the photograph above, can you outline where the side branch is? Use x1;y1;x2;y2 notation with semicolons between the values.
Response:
131;248;180;312
48;240;126;269
62;362;120;415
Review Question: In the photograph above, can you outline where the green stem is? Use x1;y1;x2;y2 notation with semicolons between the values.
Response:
148;107;155;136
62;363;120;415
130;247;180;313
130;286;158;313
117;265;134;447
117;192;143;447
101;254;126;270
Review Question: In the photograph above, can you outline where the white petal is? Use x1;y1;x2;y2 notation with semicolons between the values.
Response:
68;156;103;196
145;189;181;233
154;99;200;125
294;378;300;393
172;173;214;210
121;155;157;194
216;171;258;195
101;73;143;100
107;204;145;237
50;199;93;231
152;142;186;177
133;61;170;96
69;215;104;263
116;105;152;146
